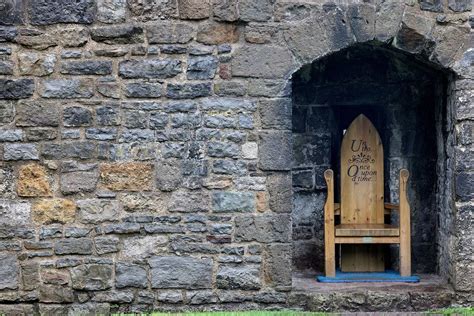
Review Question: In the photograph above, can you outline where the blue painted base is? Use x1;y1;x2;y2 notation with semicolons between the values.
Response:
316;270;420;283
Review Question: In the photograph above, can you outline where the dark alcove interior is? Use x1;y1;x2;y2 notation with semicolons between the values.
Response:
291;42;450;274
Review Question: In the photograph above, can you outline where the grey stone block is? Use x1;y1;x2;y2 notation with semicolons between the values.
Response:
115;262;148;288
146;23;195;44
4;143;39;160
0;79;34;99
119;59;181;79
258;131;292;170
259;98;292;130
77;199;120;224
234;214;291;243
91;25;144;44
187;56;218;80
71;264;113;290
29;0;95;25
63;106;93;127
61;60;113;75
212;191;255;212
124;82;163;98
149;256;213;289
54;238;93;255
39;79;94;99
216;264;260;290
0;253;18;290
166;82;212;99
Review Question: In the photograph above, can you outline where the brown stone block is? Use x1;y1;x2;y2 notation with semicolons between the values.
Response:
178;0;210;20
32;199;76;224
17;164;52;197
197;22;239;44
100;163;153;191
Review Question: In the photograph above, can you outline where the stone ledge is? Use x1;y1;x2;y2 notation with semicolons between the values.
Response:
290;272;457;312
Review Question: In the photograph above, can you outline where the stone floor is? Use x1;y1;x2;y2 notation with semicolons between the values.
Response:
289;271;456;312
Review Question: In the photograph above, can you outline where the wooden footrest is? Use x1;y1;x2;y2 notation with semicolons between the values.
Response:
335;224;399;237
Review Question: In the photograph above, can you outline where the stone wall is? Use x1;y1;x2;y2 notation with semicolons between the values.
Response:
0;0;472;313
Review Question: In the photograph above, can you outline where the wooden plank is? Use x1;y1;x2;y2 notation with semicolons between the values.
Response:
336;237;400;244
324;169;336;277
335;224;399;237
384;203;399;210
341;245;384;272
399;169;411;277
340;114;385;271
335;207;397;216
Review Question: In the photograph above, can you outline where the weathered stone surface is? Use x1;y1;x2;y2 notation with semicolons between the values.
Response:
197;22;239;44
63;106;93;127
17;164;51;197
95;236;120;254
213;0;238;21
347;3;375;43
0;60;13;75
71;264;113;290
167;82;212;99
0;254;18;290
16;100;59;127
212;191;255;212
0;200;30;226
115;262;148;288
39;285;74;303
54;238;93;255
128;0;178;20
0;0;23;25
264;244;292;287
394;11;435;55
149;256;213;289
258;131;292;170
121;235;167;259
61;164;98;195
91;25;144;44
57;27;89;47
124;82;163;98
449;0;472;12
259;98;292;130
157;290;183;303
0;79;34;99
32;199;75;224
61;60;113;75
178;0;210;19
97;0;127;23
92;290;134;303
419;0;444;12
146;23;195;44
234;214;291;243
77;199;120;224
375;1;404;42
29;0;95;25
0;101;14;123
0;129;21;142
156;160;182;191
216;264;260;290
268;172;292;213
232;45;297;79
119;59;181;79
187;56;218;80
18;51;56;76
239;0;273;22
4;143;39;160
168;190;210;212
39;79;94;99
100;163;153;191
25;128;57;141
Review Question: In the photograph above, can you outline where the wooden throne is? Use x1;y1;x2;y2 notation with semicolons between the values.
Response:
323;114;412;277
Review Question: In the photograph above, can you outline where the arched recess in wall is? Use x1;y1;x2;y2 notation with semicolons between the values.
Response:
289;41;455;275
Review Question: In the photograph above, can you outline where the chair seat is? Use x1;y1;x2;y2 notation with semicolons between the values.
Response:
335;224;399;237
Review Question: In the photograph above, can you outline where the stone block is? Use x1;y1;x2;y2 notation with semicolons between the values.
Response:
77;199;120;224
21;262;39;291
61;163;98;195
178;0;210;19
0;201;30;226
166;82;212;99
128;0;178;20
100;163;153;191
197;22;239;44
419;0;444;12
39;79;94;99
264;244;292;287
17;164;51;197
61;60;113;75
32;198;75;225
0;60;13;75
4;143;39;160
216;264;260;290
16;100;59;127
115;262;148;288
258;131;292;171
71;264;113;290
0;254;18;290
119;59;181;79
97;0;127;23
18;52;56;76
124;82;163;98
213;0;238;21
146;23;195;44
347;3;375;43
29;0;95;25
57;27;89;47
121;235;167;259
156;160;182;191
91;25;144;44
168;190;210;212
0;79;34;99
63;106;93;127
187;56;218;80
157;290;183;303
96;105;121;126
95;236;120;255
239;0;273;22
234;214;291;243
86;128;117;141
375;1;404;42
232;45;297;78
54;238;93;255
212;191;256;212
268;172;292;213
449;0;472;12
39;285;74;303
91;290;134;303
0;129;21;142
0;0;23;25
208;141;240;158
25;128;57;141
259;98;292;130
149;256;213;289
0;101;14;123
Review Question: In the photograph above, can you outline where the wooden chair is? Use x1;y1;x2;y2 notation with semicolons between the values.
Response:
323;114;411;277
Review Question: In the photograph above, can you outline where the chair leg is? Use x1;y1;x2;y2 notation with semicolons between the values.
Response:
399;169;411;277
325;239;335;277
324;169;335;277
